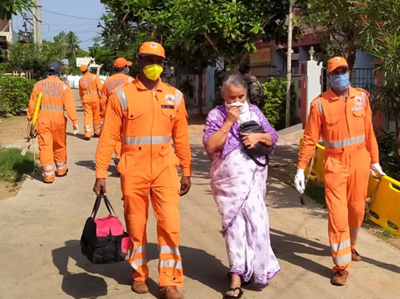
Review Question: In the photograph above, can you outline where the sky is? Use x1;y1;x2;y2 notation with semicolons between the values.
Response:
13;0;106;50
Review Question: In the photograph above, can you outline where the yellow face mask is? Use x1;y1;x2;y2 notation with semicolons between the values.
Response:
143;64;164;81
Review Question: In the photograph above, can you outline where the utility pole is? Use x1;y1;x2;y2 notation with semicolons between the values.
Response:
33;0;42;44
285;0;293;128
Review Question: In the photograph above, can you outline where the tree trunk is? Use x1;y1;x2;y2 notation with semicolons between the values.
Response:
197;68;203;116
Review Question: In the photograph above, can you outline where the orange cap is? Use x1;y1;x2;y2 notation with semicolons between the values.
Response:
114;57;132;68
139;42;165;59
328;56;348;73
80;65;88;72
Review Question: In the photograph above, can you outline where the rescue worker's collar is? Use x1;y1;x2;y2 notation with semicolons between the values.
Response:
135;76;163;92
327;86;356;101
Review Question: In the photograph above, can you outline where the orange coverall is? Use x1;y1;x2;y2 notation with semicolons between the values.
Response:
28;76;78;182
298;87;379;272
100;73;133;158
95;78;191;287
79;72;102;138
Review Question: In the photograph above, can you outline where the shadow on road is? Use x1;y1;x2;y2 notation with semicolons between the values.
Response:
52;240;229;298
271;228;400;279
75;160;119;177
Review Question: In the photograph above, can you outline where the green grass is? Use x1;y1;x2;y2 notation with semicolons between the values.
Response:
305;181;326;207
0;147;34;183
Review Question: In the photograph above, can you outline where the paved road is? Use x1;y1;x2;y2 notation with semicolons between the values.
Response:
1;90;400;299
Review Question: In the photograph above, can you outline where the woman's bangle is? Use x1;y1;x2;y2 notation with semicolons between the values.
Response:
220;128;228;133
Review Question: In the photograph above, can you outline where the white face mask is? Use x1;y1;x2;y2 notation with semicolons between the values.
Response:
225;101;250;123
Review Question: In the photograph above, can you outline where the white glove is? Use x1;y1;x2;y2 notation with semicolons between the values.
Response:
371;163;386;177
73;124;79;136
294;168;305;194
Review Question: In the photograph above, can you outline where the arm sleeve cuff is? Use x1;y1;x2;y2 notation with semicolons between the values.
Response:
182;166;191;177
96;170;108;179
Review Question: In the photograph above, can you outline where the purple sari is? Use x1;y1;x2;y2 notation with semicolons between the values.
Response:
203;104;280;285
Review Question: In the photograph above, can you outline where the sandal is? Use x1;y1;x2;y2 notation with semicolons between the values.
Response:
225;287;243;299
227;272;251;286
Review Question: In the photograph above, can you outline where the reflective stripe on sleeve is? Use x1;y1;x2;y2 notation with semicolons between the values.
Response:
116;88;127;110
175;90;183;107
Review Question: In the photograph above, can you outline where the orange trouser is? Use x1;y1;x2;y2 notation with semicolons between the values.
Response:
82;99;101;138
324;146;370;272
118;146;182;287
37;119;68;182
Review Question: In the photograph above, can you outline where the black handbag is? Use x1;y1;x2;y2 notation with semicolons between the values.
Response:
80;194;129;264
239;120;272;167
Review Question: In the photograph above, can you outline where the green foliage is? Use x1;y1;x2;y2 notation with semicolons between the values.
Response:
261;78;296;130
53;31;81;60
0;75;35;116
0;148;34;183
8;41;66;80
376;129;400;180
0;0;35;19
359;0;400;174
179;78;195;100
297;0;367;70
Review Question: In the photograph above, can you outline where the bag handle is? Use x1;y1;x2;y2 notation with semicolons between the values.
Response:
91;193;119;219
247;153;269;167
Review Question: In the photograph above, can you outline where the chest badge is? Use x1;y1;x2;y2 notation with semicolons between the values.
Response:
354;96;363;105
165;94;176;105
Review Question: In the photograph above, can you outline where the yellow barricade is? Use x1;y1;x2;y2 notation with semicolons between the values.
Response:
299;139;325;184
299;138;400;237
368;175;400;236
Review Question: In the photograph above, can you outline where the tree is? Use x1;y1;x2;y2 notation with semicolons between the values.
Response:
53;31;81;60
0;0;34;19
100;0;290;114
297;0;368;70
8;41;66;80
359;0;400;169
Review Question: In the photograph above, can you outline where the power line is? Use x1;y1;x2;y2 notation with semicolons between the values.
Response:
41;9;100;21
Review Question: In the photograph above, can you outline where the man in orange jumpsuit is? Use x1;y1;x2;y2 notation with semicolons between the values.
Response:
79;65;102;140
28;62;79;183
100;57;133;162
294;57;385;286
93;42;191;299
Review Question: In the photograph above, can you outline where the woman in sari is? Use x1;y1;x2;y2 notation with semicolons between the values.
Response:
203;74;280;299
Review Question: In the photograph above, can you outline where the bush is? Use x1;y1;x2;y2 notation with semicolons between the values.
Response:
0;75;35;116
0;148;34;183
377;129;400;180
261;78;296;130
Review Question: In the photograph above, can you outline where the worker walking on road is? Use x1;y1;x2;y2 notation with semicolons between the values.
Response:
294;57;385;286
93;41;191;299
79;65;102;140
27;62;79;183
100;57;134;162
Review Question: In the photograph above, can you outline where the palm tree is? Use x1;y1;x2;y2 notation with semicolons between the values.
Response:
65;31;81;60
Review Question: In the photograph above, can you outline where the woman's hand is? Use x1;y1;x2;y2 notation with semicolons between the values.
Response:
226;107;240;124
241;133;263;148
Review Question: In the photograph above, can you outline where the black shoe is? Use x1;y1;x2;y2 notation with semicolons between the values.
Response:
56;169;68;177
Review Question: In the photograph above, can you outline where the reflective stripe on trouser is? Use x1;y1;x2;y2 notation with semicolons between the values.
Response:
37;121;67;182
55;161;68;175
82;99;100;137
324;147;370;272
121;150;182;287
